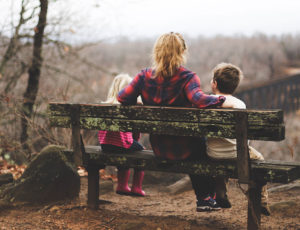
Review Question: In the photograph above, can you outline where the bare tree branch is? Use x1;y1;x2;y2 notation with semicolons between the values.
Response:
69;50;115;76
43;63;94;92
4;61;27;94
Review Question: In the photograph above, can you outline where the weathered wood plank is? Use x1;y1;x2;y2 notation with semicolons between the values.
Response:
247;183;262;229
235;112;251;184
87;165;100;210
71;105;82;166
68;146;300;184
48;103;284;125
251;163;300;183
50;116;285;141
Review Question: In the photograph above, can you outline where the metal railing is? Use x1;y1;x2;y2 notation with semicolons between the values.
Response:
235;74;300;113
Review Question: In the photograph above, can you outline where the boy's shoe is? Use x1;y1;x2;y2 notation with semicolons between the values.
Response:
216;197;232;208
196;196;221;212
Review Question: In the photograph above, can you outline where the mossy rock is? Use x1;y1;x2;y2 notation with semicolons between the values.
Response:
0;145;80;204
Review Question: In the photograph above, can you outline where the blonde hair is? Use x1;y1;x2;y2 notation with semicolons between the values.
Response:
152;32;187;78
104;74;132;104
212;63;244;94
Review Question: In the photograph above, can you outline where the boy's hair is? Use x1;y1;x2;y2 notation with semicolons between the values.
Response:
104;73;132;104
152;32;187;79
212;63;244;94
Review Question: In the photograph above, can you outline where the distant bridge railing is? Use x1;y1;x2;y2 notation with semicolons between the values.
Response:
235;74;300;113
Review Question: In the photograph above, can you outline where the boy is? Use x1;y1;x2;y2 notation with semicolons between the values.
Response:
207;63;271;216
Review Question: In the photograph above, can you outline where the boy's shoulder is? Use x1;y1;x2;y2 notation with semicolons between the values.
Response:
217;94;246;109
224;95;246;109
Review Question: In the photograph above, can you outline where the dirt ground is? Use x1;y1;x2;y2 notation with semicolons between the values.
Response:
0;176;299;230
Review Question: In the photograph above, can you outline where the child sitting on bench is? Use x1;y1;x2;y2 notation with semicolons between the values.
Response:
98;74;146;196
207;63;271;216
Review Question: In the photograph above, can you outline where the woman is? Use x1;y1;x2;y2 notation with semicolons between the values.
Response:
118;32;225;211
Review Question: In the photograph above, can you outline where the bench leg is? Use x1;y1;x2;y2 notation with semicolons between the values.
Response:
87;166;99;209
247;182;262;230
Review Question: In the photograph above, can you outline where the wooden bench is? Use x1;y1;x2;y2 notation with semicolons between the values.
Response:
48;102;300;230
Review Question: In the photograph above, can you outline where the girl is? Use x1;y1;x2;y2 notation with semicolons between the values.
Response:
118;32;226;211
98;74;145;196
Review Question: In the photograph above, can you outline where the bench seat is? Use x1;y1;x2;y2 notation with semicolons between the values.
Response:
65;145;300;184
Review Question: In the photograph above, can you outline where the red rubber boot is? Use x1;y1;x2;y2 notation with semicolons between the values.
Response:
131;170;145;196
116;169;131;195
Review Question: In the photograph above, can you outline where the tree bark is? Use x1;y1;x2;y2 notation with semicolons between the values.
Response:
20;0;48;156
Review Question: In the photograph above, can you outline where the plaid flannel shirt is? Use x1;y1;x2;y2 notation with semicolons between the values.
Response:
118;66;225;160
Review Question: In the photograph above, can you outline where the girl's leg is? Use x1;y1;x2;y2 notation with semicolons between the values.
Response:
116;168;131;195
101;144;131;195
101;143;144;196
131;169;145;196
124;140;145;196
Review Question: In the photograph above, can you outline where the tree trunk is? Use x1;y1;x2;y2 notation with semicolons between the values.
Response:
20;0;48;156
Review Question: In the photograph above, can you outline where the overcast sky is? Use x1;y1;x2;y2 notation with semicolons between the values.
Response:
1;0;300;43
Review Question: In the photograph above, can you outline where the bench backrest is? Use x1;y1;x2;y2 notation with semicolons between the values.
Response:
49;102;285;141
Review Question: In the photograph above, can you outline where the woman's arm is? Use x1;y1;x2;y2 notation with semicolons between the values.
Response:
184;75;225;108
118;71;144;105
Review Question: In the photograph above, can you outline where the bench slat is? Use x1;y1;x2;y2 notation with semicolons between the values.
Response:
75;146;300;184
50;116;284;141
49;103;283;125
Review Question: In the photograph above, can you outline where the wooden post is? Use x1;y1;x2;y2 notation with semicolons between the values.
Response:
235;112;261;229
247;182;263;230
87;165;99;209
80;134;89;168
235;112;250;184
71;105;82;166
